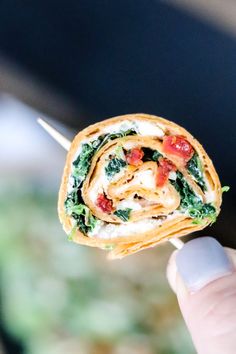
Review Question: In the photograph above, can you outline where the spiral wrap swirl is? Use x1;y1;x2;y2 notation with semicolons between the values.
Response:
58;114;222;258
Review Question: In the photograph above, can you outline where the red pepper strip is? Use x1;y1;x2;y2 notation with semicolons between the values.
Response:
163;135;194;162
126;147;144;166
156;158;177;187
96;193;113;213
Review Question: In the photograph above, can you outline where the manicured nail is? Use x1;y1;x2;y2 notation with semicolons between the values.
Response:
176;237;233;292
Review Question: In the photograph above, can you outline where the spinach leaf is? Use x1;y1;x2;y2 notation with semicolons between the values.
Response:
142;148;163;162
72;128;137;187
72;143;95;188
65;128;138;235
65;189;98;234
171;171;200;210
114;208;132;221
64;187;83;211
171;172;216;222
105;158;127;178
152;150;163;161
66;202;97;234
187;154;206;191
114;145;125;159
188;203;217;223
222;185;230;193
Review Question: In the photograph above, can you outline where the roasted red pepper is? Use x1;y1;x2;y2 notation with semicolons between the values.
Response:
156;158;177;187
126;147;144;166
163;135;194;162
96;193;113;213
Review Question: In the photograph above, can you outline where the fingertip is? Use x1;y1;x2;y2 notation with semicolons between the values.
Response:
176;237;233;292
166;250;189;302
224;247;236;269
166;240;236;354
166;250;178;293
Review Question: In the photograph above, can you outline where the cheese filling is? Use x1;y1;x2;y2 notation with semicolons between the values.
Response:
65;119;217;240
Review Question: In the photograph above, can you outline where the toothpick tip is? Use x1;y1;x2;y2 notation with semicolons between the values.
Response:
168;237;184;250
37;117;71;151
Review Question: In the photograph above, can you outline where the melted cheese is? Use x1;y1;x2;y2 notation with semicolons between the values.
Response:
205;190;216;203
169;171;177;181
204;179;216;203
88;211;180;239
103;120;164;137
116;199;142;211
87;169;109;203
134;169;156;188
135;120;165;137
89;218;161;239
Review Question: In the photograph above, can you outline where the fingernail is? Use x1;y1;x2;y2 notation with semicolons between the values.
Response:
176;237;233;292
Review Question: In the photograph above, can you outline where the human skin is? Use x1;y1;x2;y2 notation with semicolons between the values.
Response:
167;237;236;354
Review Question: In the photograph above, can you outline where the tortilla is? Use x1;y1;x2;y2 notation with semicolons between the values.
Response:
58;114;222;259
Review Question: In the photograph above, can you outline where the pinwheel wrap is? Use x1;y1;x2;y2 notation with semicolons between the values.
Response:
58;114;222;258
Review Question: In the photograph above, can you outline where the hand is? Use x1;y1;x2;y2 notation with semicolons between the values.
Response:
167;237;236;354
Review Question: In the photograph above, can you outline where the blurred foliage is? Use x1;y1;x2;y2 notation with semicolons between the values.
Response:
0;179;195;354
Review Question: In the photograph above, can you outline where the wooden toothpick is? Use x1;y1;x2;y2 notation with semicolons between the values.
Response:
37;118;184;250
37;118;71;151
168;236;184;250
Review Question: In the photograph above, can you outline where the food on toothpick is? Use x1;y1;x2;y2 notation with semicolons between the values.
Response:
58;114;222;259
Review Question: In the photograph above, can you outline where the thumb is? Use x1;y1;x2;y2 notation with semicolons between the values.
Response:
167;237;236;354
